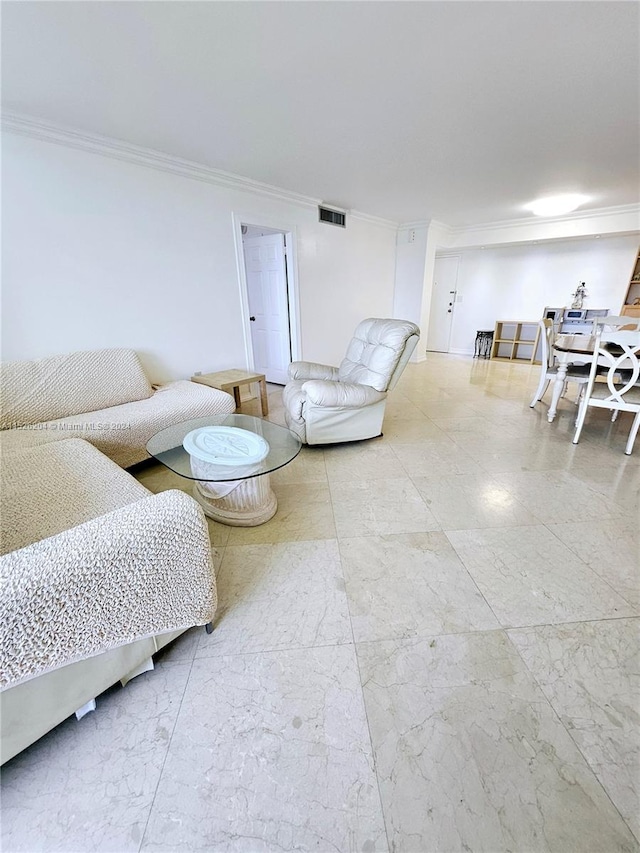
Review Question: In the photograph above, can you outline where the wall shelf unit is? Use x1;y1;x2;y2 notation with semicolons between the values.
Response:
490;320;541;364
621;246;640;319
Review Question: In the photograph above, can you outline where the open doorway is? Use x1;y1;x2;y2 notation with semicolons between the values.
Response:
233;217;300;386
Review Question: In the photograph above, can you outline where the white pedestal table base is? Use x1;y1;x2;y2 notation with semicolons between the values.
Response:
192;474;277;526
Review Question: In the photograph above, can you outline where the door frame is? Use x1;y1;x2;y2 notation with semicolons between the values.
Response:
426;252;462;353
232;212;302;373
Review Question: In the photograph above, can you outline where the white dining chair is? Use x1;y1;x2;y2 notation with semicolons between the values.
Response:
530;319;591;409
572;329;640;455
586;316;639;425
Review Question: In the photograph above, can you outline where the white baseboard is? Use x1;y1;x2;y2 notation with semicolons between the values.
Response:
448;348;475;356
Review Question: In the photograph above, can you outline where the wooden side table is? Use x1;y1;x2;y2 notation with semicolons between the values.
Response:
191;369;269;416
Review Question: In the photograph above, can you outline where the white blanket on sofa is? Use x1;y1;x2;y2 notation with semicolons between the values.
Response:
0;440;216;690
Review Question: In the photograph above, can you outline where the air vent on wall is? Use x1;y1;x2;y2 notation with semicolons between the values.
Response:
318;206;346;228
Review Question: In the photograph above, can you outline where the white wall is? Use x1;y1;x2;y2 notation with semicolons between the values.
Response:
1;133;397;381
444;235;639;354
392;226;428;325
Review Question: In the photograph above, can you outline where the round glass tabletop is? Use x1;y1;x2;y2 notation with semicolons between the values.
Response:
146;414;301;481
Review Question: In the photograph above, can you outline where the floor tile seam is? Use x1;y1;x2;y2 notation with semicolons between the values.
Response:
326;472;440;531
436;518;543;533
352;624;511;647
440;528;638;629
350;617;639;652
503;630;640;844
225;536;338;551
431;528;509;632
401;469;546;529
539;517;640;610
401;418;452;442
555;465;638;505
334;539;361;650
567;476;640;515
381;439;450;487
325;471;433;491
333;528;426;541
326;463;340;542
501;613;640;633
137;651;198;853
193;637;357;663
331;530;391;836
346;602;394;852
213;543;227;575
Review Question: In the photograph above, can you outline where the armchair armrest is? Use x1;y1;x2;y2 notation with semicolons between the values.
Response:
302;380;386;408
288;361;340;381
0;490;215;690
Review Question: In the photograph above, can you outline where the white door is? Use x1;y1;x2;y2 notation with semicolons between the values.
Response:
427;255;460;352
243;233;291;384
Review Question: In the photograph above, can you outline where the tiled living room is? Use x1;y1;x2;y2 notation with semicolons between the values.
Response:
2;357;638;851
1;1;639;852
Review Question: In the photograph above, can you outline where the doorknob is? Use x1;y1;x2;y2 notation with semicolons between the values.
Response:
249;316;256;321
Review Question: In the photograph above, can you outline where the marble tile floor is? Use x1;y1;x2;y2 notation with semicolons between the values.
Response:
2;354;639;853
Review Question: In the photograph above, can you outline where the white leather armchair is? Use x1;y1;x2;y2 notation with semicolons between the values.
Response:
283;318;420;445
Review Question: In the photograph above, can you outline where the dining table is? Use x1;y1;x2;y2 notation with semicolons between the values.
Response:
547;333;600;423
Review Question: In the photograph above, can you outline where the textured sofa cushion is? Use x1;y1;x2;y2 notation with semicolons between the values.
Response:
0;439;150;555
338;318;421;391
0;348;153;429
0;379;236;469
0;488;216;689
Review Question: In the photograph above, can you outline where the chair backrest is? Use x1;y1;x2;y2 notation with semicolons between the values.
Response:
594;315;640;332
538;318;556;370
338;318;421;392
388;333;420;390
584;330;640;409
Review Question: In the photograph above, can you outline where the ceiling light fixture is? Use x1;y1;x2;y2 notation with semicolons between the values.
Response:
524;194;589;217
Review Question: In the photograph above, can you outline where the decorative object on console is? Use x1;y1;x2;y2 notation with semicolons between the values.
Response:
184;425;269;498
570;281;588;310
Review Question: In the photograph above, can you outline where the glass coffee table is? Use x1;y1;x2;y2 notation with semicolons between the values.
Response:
146;415;301;527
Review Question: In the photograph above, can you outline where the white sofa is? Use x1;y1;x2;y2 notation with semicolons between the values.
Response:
0;347;236;467
0;348;236;764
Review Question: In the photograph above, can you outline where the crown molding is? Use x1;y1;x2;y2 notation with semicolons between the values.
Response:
4;112;637;240
398;220;430;230
1;111;323;210
349;209;399;230
3;112;402;229
447;203;640;236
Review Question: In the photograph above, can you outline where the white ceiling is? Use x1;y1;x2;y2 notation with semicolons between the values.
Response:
2;1;639;226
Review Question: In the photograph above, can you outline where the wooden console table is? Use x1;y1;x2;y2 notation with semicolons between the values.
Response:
191;369;269;416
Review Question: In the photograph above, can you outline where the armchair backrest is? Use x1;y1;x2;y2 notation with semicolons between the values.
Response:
338;318;420;392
